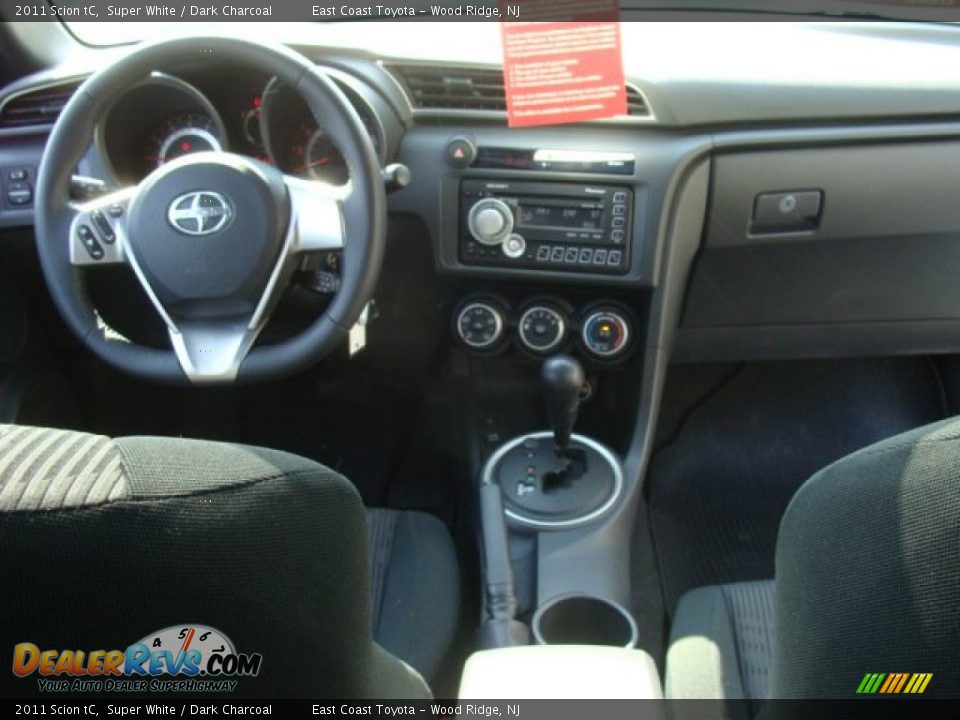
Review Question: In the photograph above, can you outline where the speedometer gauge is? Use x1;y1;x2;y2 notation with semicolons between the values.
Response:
145;112;222;169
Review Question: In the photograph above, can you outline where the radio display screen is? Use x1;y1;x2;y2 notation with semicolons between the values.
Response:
519;204;604;232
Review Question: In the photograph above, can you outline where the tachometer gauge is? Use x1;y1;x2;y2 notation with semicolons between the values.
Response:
145;112;222;169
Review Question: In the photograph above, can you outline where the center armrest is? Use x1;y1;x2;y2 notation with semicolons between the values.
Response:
458;645;663;699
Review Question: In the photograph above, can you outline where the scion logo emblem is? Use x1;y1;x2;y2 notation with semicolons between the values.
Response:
167;191;233;236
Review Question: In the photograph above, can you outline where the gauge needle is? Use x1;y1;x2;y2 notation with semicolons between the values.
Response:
293;158;331;174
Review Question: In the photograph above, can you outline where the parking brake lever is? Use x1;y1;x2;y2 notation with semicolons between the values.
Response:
477;482;530;648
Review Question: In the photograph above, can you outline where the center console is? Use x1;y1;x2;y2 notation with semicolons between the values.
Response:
392;123;713;693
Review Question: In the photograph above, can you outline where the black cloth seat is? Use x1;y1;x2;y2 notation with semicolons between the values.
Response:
666;416;960;706
0;424;459;698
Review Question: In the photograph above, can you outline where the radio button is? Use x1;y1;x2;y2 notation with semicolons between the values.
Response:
503;234;527;259
607;250;623;266
536;245;551;261
564;248;579;264
613;191;627;203
579;248;593;264
593;249;608;265
550;247;565;263
613;204;626;216
611;229;624;243
612;217;625;229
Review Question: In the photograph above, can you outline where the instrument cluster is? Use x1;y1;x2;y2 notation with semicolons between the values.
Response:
100;69;388;186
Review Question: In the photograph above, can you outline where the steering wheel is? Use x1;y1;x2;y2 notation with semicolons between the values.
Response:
35;36;386;384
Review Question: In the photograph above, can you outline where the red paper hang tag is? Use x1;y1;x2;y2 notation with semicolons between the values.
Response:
500;3;627;128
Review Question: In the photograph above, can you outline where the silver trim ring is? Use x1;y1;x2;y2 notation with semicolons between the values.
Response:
468;197;514;246
456;302;505;350
518;305;566;354
581;310;631;359
481;431;624;530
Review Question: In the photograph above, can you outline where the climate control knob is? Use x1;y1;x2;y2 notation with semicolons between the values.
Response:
581;309;631;359
518;305;567;354
456;301;506;350
468;198;514;246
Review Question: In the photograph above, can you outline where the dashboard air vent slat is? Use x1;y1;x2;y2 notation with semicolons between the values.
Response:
387;65;507;112
0;81;82;129
625;85;651;118
387;64;653;120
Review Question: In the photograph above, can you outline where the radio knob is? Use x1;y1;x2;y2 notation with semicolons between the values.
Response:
502;234;526;259
468;198;514;246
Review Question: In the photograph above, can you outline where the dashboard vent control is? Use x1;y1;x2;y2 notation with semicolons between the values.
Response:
0;81;83;129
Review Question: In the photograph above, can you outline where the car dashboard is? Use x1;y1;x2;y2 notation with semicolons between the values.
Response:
3;21;960;367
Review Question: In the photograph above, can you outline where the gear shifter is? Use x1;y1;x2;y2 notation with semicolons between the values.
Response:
540;354;585;454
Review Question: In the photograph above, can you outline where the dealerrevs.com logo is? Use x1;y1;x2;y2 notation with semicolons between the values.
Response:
12;624;263;693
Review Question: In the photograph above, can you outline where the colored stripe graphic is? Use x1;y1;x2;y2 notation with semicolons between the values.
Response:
858;672;932;694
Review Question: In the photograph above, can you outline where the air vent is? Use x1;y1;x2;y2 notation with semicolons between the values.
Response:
625;85;652;118
0;81;82;129
388;64;653;120
387;64;507;112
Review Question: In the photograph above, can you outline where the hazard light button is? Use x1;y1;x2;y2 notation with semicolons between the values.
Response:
446;135;477;168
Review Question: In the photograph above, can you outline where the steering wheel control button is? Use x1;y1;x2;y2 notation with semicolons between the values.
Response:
456;302;505;350
446;136;477;168
91;210;116;244
107;203;125;218
468;197;514;246
6;181;32;206
7;168;28;181
77;225;104;260
519;305;567;354
502;234;527;259
582;310;631;359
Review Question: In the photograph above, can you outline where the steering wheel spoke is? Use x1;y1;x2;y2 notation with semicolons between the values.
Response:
168;320;261;384
68;187;138;266
284;175;347;253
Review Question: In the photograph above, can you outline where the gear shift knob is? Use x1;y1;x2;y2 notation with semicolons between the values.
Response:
540;354;585;452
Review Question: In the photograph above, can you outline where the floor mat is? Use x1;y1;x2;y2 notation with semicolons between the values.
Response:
648;357;947;615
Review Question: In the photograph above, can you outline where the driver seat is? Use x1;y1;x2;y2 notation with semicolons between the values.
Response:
0;424;459;698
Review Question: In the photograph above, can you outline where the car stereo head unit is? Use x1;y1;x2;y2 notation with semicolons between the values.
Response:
460;179;632;275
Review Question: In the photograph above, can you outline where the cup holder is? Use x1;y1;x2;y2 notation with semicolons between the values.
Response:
531;595;638;648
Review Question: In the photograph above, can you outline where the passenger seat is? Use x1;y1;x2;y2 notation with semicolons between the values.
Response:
665;416;960;703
